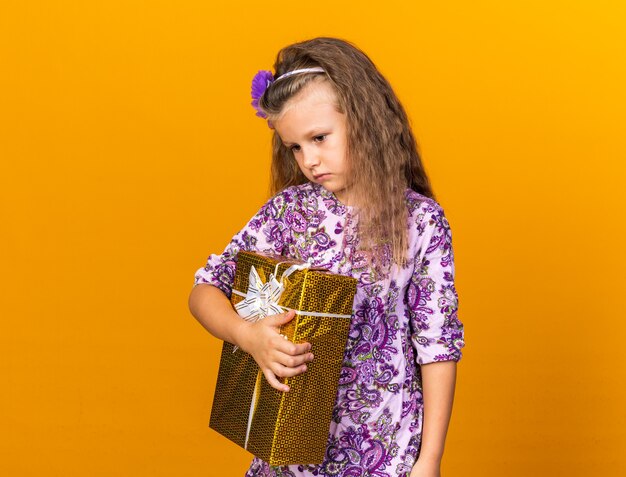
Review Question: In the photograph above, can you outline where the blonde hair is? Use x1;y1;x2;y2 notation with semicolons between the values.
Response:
258;37;435;274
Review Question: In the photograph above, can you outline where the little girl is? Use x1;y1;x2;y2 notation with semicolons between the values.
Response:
189;37;465;477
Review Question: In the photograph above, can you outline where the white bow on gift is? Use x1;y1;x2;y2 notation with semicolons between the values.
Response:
231;262;311;353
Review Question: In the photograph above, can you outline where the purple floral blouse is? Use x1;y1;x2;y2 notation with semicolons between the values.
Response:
194;182;465;477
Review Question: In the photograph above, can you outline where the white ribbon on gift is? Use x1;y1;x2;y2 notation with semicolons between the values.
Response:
229;259;353;450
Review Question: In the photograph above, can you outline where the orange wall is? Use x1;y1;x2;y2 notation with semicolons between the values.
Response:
1;1;625;475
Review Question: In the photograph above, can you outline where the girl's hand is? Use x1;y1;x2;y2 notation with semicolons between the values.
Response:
409;455;441;477
237;310;314;392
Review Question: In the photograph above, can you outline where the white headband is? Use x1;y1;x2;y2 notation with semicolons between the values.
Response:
273;67;326;83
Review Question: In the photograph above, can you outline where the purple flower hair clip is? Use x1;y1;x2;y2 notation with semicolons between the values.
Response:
250;70;274;120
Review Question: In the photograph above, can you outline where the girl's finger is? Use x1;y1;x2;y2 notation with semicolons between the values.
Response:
273;350;314;369
262;368;290;393
274;336;312;356
271;362;308;379
266;309;297;326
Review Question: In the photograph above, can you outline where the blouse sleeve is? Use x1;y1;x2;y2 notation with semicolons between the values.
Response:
193;189;295;298
407;203;465;365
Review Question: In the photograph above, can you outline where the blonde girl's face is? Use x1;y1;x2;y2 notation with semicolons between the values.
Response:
272;80;352;205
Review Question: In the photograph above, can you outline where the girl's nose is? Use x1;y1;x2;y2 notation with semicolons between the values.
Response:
301;147;320;168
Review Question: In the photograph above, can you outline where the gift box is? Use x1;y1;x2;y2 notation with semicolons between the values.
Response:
209;250;357;466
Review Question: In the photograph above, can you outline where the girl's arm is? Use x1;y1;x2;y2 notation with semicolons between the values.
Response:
188;283;250;347
411;360;457;477
188;283;314;392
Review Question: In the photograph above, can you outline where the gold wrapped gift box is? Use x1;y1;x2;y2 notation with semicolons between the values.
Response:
209;251;357;466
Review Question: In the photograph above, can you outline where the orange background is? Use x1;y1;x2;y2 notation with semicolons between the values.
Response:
1;1;625;475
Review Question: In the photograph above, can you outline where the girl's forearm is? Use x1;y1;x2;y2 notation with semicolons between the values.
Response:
417;360;457;462
188;283;248;348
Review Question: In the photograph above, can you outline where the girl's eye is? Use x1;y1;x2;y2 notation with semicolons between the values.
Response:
287;135;326;152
